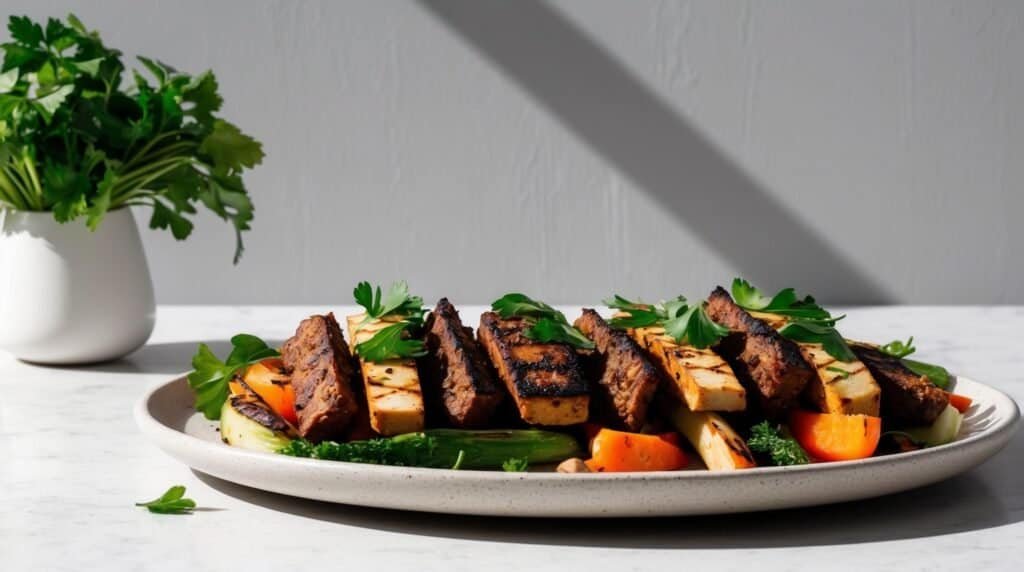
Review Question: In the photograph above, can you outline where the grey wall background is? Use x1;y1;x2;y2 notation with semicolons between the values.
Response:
6;0;1022;305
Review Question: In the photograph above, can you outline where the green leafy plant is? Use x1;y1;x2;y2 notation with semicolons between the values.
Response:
491;293;595;349
879;336;951;388
352;280;428;360
0;14;263;262
730;278;833;321
187;334;279;420
777;319;857;362
135;485;196;515
604;294;728;349
747;421;809;466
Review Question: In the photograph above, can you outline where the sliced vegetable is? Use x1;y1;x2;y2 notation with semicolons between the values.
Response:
947;393;973;414
667;403;755;470
229;358;296;425
584;428;688;473
903;405;963;447
789;410;882;461
279;429;582;469
219;397;295;454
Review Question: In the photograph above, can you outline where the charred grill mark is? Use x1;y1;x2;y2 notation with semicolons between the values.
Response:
706;287;815;417
478;312;589;398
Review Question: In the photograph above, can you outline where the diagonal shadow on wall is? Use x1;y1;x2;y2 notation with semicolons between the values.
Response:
418;0;894;304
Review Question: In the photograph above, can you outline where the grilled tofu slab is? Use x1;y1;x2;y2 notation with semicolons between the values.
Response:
347;313;425;436
422;298;504;428
574;309;660;430
281;313;360;442
850;342;950;425
706;287;816;417
477;311;589;426
665;398;755;470
626;321;746;412
751;311;881;416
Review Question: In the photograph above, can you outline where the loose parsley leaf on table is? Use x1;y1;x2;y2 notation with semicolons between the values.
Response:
604;294;728;349
187;334;279;420
747;422;810;466
135;485;196;515
491;293;595;350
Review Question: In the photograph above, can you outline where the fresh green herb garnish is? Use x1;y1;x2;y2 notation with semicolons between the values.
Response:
280;434;438;466
747;421;810;466
187;334;279;420
351;280;427;361
502;457;529;472
450;450;467;470
0;14;263;262
353;281;424;324
731;278;833;321
491;293;595;349
879;336;951;388
825;365;851;379
354;321;427;362
880;337;916;358
902;359;951;389
778;320;857;362
135;485;196;515
604;294;728;349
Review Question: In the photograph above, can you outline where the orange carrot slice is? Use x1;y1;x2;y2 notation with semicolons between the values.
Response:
789;410;881;462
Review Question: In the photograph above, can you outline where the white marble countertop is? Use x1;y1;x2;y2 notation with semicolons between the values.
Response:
2;305;1023;571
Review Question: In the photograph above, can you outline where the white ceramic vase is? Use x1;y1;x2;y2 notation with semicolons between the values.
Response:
0;208;155;364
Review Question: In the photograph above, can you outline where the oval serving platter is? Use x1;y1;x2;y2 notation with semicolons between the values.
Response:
136;374;1019;518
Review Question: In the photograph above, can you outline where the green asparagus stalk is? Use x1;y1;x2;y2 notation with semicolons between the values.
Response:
278;429;582;469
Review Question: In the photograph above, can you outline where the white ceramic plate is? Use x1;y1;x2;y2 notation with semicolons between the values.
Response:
136;374;1019;517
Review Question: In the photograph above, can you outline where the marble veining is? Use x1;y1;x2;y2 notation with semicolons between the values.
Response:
1;305;1022;571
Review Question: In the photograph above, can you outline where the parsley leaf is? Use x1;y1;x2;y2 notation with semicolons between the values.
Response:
491;293;595;349
747;421;810;466
605;294;727;349
135;485;196;515
777;320;857;362
880;337;916;359
279;434;438;467
825;365;851;379
353;280;424;322
0;14;263;262
354;321;427;361
187;334;279;420
731;278;833;321
502;457;529;472
879;336;951;388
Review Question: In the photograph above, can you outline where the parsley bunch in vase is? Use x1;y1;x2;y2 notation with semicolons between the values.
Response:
0;15;263;363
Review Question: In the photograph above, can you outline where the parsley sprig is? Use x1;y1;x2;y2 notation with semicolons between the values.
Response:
0;14;263;262
777;319;857;362
187;334;279;420
502;457;529;472
747;421;810;466
604;294;728;349
731;278;833;321
352;281;427;361
879;336;951;388
491;293;595;349
135;485;196;515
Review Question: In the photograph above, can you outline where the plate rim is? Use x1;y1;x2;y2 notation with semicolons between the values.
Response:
135;373;1021;482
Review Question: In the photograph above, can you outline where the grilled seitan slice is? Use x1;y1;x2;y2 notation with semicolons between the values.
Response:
706;287;816;417
574;309;660;430
750;311;881;416
663;397;755;470
422;298;504;428
281;313;360;441
477;311;589;426
347;313;425;436
850;342;949;425
625;320;746;412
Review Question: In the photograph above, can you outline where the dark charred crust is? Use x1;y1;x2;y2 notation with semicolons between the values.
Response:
706;287;815;417
850;343;949;425
230;393;296;435
478;312;588;398
574;309;659;431
281;313;360;441
421;299;504;428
